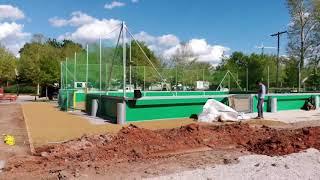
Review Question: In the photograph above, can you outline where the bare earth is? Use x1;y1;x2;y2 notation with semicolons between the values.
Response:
0;104;30;161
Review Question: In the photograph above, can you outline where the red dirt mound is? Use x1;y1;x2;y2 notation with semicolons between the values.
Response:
246;126;320;155
2;123;320;178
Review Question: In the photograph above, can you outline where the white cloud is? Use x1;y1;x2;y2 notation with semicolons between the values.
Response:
189;39;229;64
49;17;67;27
158;34;180;47
0;22;30;55
54;12;229;65
134;32;228;65
0;5;25;21
49;11;121;43
49;11;95;27
134;32;180;53
131;0;139;3
0;5;29;55
134;31;156;43
104;1;126;9
58;19;121;42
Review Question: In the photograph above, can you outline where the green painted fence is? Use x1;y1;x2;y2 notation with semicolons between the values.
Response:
85;94;229;122
59;89;228;110
252;93;320;112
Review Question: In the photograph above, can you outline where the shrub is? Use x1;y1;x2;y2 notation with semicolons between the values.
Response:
3;84;36;94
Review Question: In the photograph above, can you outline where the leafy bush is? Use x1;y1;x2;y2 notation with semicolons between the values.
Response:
3;84;36;94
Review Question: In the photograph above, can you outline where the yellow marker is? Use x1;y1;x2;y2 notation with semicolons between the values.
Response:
4;135;15;146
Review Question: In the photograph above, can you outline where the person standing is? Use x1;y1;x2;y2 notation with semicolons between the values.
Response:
256;80;266;119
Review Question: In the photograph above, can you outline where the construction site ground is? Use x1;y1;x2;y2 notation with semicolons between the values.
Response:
0;104;30;162
1;100;320;179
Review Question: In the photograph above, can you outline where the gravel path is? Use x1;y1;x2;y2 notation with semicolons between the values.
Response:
148;148;320;180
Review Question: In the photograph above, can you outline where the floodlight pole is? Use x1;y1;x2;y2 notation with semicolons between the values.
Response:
99;37;102;92
65;58;68;89
60;62;63;89
267;66;270;89
228;73;231;90
74;52;77;85
86;44;89;89
129;39;132;90
143;66;146;91
298;61;301;92
122;22;127;97
65;57;68;111
271;31;287;88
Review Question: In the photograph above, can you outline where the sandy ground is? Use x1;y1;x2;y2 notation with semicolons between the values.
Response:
22;102;194;146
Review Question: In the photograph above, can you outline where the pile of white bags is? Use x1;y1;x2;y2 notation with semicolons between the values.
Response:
198;99;250;122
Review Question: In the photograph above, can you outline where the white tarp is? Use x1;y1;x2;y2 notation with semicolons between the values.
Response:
198;99;250;122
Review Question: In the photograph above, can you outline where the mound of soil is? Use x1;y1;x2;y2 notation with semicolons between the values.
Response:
2;123;320;178
246;126;320;155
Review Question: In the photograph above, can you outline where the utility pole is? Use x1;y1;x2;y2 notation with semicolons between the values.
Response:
271;31;287;88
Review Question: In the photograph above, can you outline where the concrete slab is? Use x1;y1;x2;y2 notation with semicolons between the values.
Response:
247;110;320;123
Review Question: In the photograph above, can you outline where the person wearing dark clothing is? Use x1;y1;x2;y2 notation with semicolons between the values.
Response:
255;80;266;119
302;98;315;111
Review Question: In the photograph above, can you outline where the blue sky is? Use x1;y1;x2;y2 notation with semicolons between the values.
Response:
0;0;290;63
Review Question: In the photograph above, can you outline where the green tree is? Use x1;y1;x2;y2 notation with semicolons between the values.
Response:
217;52;278;90
287;0;320;90
0;47;17;86
283;56;299;87
19;35;83;97
124;41;162;89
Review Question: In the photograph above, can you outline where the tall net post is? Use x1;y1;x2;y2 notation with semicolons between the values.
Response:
74;52;76;86
122;22;127;97
129;39;132;90
99;38;102;92
60;61;63;89
86;44;89;93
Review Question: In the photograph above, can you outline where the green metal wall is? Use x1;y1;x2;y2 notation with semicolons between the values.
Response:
125;96;228;121
59;89;229;110
85;94;123;123
252;94;320;112
63;90;320;123
85;94;229;122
